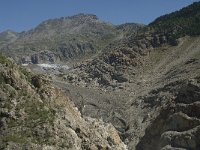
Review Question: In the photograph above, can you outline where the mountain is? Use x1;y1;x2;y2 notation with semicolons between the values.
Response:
0;14;144;65
149;1;200;37
58;2;200;149
66;1;200;88
116;23;145;37
1;2;200;150
0;30;18;47
0;53;127;149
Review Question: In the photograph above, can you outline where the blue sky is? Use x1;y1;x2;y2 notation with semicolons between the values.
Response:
0;0;197;32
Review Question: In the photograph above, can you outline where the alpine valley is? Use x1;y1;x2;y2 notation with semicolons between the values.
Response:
1;2;200;150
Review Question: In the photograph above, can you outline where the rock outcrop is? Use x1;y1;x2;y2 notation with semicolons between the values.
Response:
136;78;200;150
21;50;60;64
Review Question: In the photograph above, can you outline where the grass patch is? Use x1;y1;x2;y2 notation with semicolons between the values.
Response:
0;72;6;84
3;134;28;144
19;67;33;83
0;53;15;68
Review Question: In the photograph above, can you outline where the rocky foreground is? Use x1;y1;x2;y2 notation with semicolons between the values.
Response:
0;54;126;149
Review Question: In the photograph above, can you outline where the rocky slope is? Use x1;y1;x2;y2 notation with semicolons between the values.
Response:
63;2;200;90
149;1;200;37
56;2;200;150
0;53;127;149
56;36;200;150
0;14;143;65
136;78;200;150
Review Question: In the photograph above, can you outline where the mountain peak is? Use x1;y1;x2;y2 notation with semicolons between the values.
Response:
149;1;200;37
0;29;17;35
67;13;99;20
27;13;102;36
38;13;99;27
0;29;18;41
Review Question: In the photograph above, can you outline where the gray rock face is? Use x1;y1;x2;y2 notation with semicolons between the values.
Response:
21;51;59;64
136;79;200;150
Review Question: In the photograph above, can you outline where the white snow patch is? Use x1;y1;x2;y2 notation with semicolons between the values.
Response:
37;64;70;69
21;64;28;66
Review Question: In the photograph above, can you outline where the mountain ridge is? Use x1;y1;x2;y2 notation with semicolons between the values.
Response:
0;13;143;65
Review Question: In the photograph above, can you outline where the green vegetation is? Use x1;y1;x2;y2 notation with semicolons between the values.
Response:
3;134;27;144
95;33;118;49
0;53;56;145
19;67;33;83
0;53;14;84
5;88;56;145
23;99;55;125
149;2;200;38
0;53;14;68
0;72;5;84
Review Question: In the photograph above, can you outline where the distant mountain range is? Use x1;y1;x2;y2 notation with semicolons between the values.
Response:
0;13;144;65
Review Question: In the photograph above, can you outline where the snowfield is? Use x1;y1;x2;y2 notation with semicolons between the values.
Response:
21;63;70;70
37;64;70;69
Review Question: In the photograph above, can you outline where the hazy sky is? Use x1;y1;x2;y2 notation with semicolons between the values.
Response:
0;0;197;32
